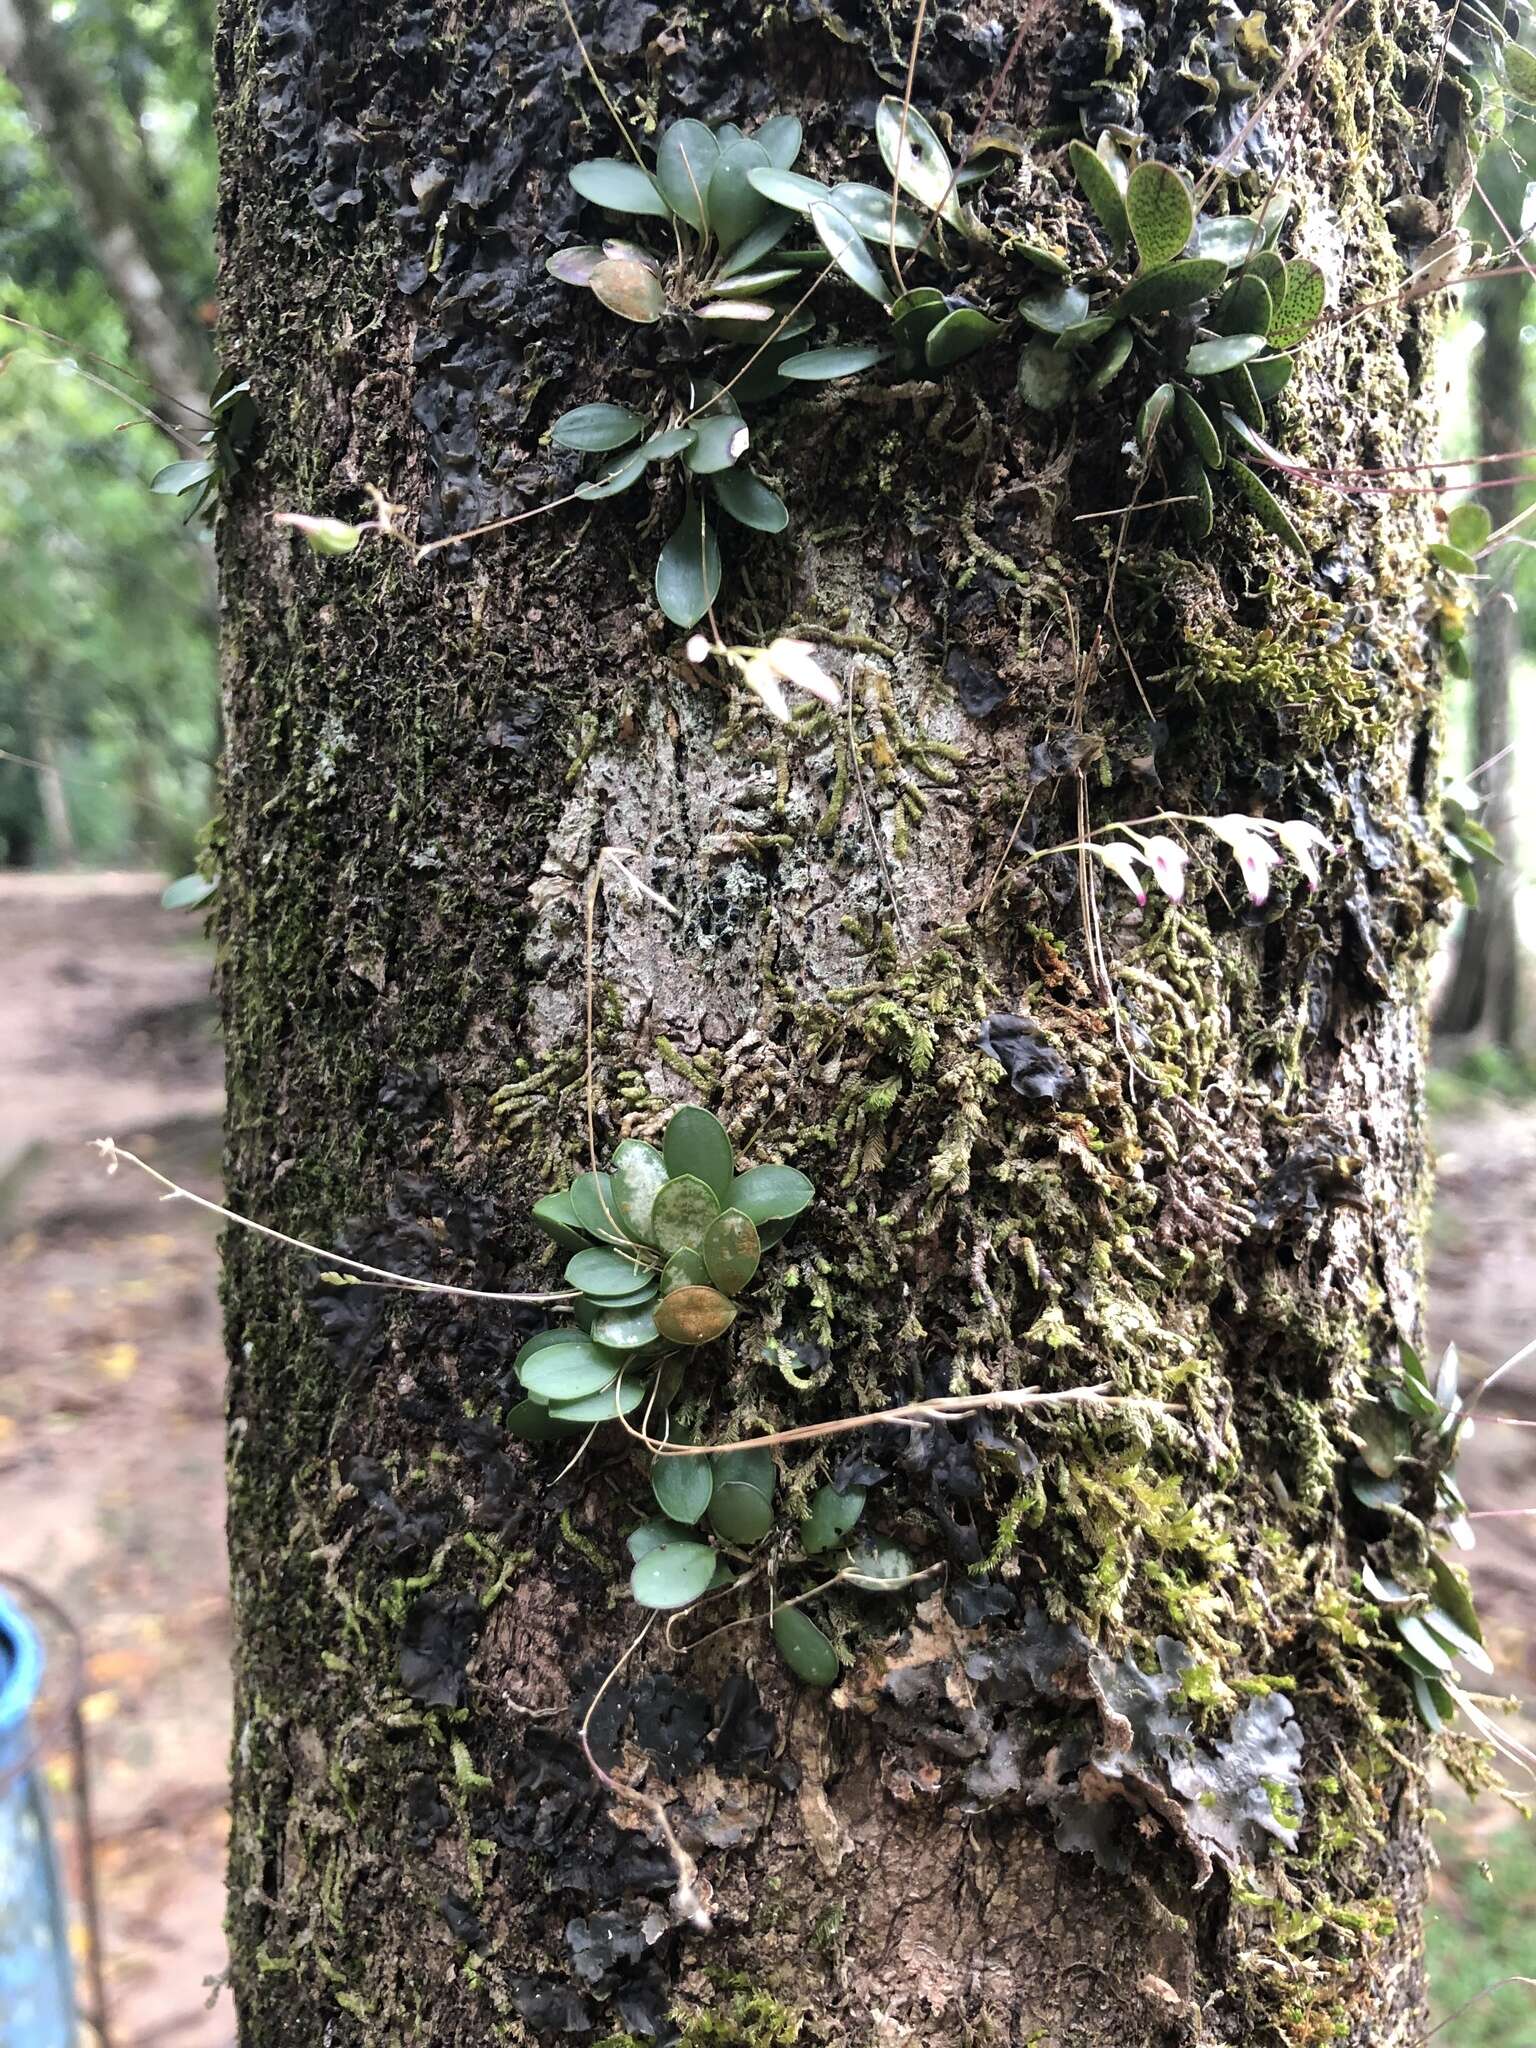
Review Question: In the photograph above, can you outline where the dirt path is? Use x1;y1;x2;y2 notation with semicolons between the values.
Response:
0;873;1531;2044
0;873;231;2048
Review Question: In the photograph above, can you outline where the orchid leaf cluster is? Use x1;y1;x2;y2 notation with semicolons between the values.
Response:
1018;142;1325;559
517;1105;914;1686
1084;811;1335;911
1440;774;1502;909
1349;1340;1512;1749
546;104;1007;629
149;366;257;520
1427;500;1492;684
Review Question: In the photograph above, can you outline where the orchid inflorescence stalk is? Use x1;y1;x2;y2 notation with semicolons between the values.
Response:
1037;811;1336;909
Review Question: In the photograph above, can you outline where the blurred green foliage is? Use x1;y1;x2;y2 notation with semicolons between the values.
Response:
0;0;218;871
1427;1816;1536;2045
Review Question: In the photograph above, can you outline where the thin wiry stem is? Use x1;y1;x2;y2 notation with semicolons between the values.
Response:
93;1140;576;1306
886;0;930;289
556;0;649;172
622;1383;1169;1459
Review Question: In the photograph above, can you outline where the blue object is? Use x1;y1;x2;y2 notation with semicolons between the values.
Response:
0;1590;76;2048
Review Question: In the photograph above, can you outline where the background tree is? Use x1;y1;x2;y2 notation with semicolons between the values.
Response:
214;4;1474;2044
0;0;217;868
1435;131;1533;1052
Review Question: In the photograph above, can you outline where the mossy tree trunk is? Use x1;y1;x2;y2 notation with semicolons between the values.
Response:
216;3;1462;2044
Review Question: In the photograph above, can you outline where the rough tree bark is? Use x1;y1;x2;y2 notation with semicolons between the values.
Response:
0;0;211;427
215;4;1464;2045
1435;263;1527;1047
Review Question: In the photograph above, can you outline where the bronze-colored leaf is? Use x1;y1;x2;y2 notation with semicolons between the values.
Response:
653;1284;738;1346
589;257;666;324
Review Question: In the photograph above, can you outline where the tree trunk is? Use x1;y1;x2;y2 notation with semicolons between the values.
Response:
1435;266;1526;1047
215;5;1459;2044
0;0;211;427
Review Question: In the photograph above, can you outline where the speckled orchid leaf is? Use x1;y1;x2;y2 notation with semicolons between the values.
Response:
773;1605;839;1684
682;414;751;475
875;96;965;233
631;1539;719;1610
1125;159;1194;270
1216;273;1274;339
707;138;772;250
589;257;666;324
663;1106;735;1199
746;165;832;214
841;1536;916;1590
660;1248;710;1295
1228;457;1307;558
717;211;795;279
1429;1555;1487;1648
1193;214;1262;267
1220;362;1264;431
652;1284;737;1346
1018;283;1090;335
1447;502;1492;553
655;497;721;630
755;114;803;170
518;1340;623;1401
1422;1604;1494;1676
1178;454;1213;541
652;1453;714;1526
1394;1611;1457;1674
514;1327;578;1369
810;201;894;305
728;1164;813;1235
506;1397;590;1440
1247;354;1293;398
589;1301;662;1351
800;1482;866;1555
570;159;671;218
1113;257;1226;319
710;267;800;299
1017;342;1076;410
1069;138;1129;255
713;1447;775;1494
710;468;788;532
655;120;719;232
890;285;948;358
609;1139;669;1244
1267;259;1326;348
530;1190;591;1251
549;402;647;452
568;1171;633;1245
1054;315;1118;352
777;344;890;381
1410;1672;1454;1731
1084;323;1134;393
828;181;927;250
649;1173;723;1257
547;1369;649;1424
1186;332;1267;377
628;1517;695;1560
925;307;1004;369
702;1208;760;1296
1361;1561;1416;1605
708;1480;775;1546
546;244;606;285
1175;387;1222;466
565;1246;654;1298
1136;381;1176;454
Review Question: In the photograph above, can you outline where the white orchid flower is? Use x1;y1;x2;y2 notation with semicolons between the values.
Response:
1140;834;1189;903
764;638;842;707
1095;841;1151;904
1274;819;1334;890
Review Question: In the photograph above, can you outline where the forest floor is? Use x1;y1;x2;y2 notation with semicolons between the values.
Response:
0;872;1532;2046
